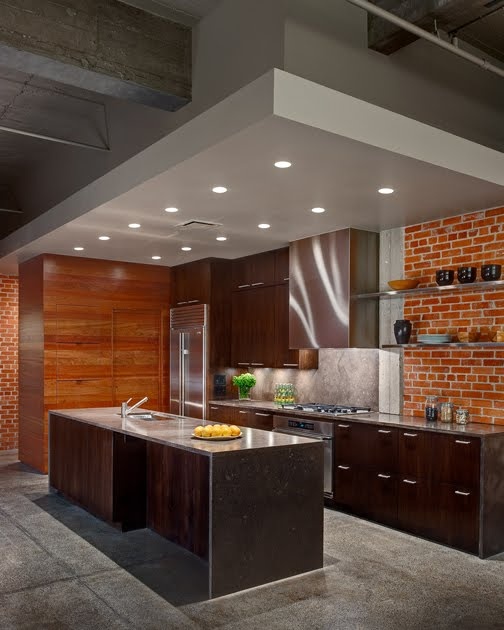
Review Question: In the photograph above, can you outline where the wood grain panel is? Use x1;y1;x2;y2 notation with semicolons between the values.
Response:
18;257;45;472
19;254;171;472
147;442;210;558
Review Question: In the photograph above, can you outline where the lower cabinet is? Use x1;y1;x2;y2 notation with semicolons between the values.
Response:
367;471;398;527
435;483;479;554
207;404;273;431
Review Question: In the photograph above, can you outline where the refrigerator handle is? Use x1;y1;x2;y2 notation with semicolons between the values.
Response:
180;332;185;415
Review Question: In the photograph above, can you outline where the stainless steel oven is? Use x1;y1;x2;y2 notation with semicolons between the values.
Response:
273;415;334;498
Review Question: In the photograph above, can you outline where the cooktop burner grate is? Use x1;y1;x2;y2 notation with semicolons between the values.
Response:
281;403;371;414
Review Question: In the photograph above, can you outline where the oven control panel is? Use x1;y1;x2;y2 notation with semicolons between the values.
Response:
288;420;315;431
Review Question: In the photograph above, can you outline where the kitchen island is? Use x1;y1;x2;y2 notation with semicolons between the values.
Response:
48;408;324;598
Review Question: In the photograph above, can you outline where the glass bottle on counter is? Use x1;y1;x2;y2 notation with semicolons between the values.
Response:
440;402;454;423
425;395;439;422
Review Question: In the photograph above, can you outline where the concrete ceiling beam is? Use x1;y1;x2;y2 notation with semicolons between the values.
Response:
0;0;191;111
368;0;498;55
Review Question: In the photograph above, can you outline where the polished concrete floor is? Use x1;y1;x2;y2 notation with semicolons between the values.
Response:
1;449;504;630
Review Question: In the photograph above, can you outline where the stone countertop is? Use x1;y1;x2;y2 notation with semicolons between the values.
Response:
49;407;318;456
209;400;504;438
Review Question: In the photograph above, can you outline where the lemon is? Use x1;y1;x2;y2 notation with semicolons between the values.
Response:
193;425;204;437
202;426;213;437
229;425;241;436
221;425;232;436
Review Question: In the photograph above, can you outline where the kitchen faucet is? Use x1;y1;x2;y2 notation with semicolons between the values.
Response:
121;396;149;418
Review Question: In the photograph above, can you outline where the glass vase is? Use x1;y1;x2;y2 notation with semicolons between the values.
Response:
238;388;251;400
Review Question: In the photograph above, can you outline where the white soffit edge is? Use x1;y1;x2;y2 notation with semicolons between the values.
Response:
272;69;504;187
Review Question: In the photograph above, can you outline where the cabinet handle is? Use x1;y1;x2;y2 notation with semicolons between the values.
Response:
337;465;350;470
402;479;417;485
255;412;270;417
238;410;248;414
378;429;391;434
455;440;471;445
237;284;250;289
237;362;250;366
455;490;470;496
210;406;218;410
283;277;290;281
187;299;199;304
251;362;264;366
338;424;350;428
177;301;188;305
283;363;299;367
251;282;264;287
378;473;391;479
403;432;418;437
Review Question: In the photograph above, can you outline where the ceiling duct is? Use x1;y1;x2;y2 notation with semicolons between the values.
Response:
176;219;223;231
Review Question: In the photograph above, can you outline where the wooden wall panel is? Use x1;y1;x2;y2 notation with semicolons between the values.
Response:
19;254;171;473
18;257;45;472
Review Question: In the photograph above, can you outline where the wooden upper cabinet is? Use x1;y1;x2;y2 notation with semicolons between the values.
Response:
274;247;290;283
171;260;211;306
231;286;276;367
231;250;276;290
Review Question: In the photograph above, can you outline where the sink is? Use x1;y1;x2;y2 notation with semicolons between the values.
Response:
119;413;164;421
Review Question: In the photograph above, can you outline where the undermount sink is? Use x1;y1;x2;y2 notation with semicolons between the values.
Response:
118;412;165;421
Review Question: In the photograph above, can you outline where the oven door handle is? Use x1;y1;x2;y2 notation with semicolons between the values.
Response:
272;428;333;441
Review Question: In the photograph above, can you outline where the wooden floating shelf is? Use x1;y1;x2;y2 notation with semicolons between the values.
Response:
353;279;504;299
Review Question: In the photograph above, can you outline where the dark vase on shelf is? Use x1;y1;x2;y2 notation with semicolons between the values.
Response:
394;319;412;344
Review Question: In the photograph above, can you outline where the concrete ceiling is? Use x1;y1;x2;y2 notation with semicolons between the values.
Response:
118;0;221;25
457;6;504;63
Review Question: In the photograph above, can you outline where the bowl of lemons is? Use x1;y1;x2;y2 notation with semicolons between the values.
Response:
192;424;242;440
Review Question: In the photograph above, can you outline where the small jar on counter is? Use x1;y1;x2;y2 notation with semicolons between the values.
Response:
440;402;454;423
425;396;439;422
455;408;470;425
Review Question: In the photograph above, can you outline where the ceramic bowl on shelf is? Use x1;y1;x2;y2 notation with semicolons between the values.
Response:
417;334;453;344
436;269;454;286
387;279;420;290
457;266;477;283
481;264;502;281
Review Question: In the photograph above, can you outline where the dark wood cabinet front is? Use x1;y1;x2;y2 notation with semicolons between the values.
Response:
334;464;366;515
171;260;211;306
436;483;479;554
231;286;276;367
433;434;480;487
398;430;430;478
367;426;398;473
334;421;368;466
231;250;276;290
367;472;398;527
274;247;290;283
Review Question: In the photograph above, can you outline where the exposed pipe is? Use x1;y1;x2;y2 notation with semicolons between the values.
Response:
345;0;504;79
0;124;110;151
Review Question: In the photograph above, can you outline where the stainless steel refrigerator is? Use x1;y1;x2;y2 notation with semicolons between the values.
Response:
169;304;207;419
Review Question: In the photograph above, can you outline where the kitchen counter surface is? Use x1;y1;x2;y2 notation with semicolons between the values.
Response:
50;407;317;455
209;400;504;437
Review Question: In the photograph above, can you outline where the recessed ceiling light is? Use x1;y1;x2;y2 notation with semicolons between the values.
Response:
73;247;84;251
164;207;179;213
98;235;110;241
128;223;141;228
274;160;292;169
216;236;227;241
181;246;192;251
311;207;325;214
151;255;161;260
378;187;394;195
258;223;270;229
212;186;228;194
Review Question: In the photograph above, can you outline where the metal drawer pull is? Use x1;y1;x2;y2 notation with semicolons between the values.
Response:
251;282;264;286
187;299;199;303
238;410;248;414
283;277;290;281
403;479;417;485
455;490;470;496
255;413;270;417
455;440;471;445
251;363;264;366
210;406;218;410
237;362;250;366
338;424;350;428
378;429;391;434
404;432;418;437
237;284;250;289
338;465;350;470
283;363;299;367
177;301;188;305
378;473;391;479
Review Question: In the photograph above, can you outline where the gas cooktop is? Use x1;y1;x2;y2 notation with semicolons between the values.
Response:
281;403;372;415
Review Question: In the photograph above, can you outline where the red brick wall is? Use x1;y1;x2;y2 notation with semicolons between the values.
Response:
0;275;19;449
402;207;504;424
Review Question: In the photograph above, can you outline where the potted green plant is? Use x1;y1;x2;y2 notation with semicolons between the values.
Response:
232;372;257;400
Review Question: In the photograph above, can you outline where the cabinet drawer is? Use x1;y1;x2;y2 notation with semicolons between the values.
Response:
398;476;433;538
433;435;480;487
207;405;238;424
367;426;398;472
334;421;368;466
248;411;273;431
334;464;367;516
436;483;479;554
366;471;398;527
398;430;430;478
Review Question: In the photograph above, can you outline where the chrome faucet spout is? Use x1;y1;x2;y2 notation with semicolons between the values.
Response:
121;396;149;417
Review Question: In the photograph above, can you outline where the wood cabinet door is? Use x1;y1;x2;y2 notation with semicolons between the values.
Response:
367;471;398;527
274;284;301;368
208;405;238;424
367;425;398;473
171;265;187;306
398;429;430;478
248;410;273;431
56;343;111;381
334;463;367;516
171;261;211;306
398;476;433;538
334;421;369;466
231;250;276;289
274;247;290;283
432;435;480;487
55;304;110;343
231;287;276;367
112;309;162;409
435;483;479;554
